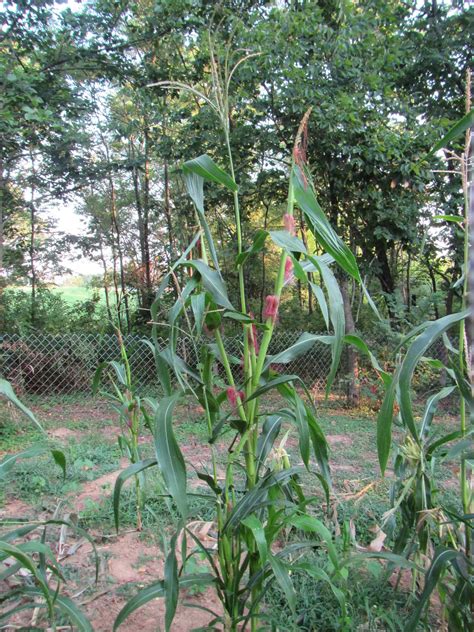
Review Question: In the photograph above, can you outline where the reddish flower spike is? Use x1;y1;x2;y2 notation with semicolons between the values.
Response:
282;213;296;236
248;312;259;354
284;257;294;285
226;386;244;408
263;295;279;324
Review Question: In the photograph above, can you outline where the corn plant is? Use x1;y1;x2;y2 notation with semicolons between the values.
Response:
112;40;373;632
377;101;474;629
0;378;95;631
94;329;150;530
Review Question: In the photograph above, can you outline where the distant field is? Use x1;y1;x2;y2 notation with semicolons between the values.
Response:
9;285;113;306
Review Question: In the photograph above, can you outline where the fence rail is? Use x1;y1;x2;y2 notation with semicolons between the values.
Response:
0;331;448;401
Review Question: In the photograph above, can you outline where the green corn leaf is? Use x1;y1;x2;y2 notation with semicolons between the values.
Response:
141;340;172;396
0;379;44;433
0;446;61;480
113;574;215;630
114;581;165;630
295;562;346;612
426;109;474;158
264;332;333;369
305;405;331;485
247;375;301;402
190;293;206;333
186;260;233;311
153;395;188;519
182;154;238;192
0;542;53;616
256;415;282;468
344;334;391;386
236;229;269;267
398;311;468;444
377;310;468;474
242;515;268;563
164;531;179;632
308;255;345;396
160;346;202;384
268;554;296;614
51;449;66;479
309;283;329;329
427;430;464;459
113;459;157;532
405;548;464;631
419;386;456;439
269;230;307;253
433;214;464;224
223;310;255;323
293;167;360;282
289;515;339;570
169;277;198;326
223;467;303;533
183;171;220;272
52;593;94;632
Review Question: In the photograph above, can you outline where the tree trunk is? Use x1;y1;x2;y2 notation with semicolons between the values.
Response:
29;151;37;328
109;175;131;332
375;240;396;320
0;159;5;279
143;127;152;307
341;276;360;407
98;233;113;323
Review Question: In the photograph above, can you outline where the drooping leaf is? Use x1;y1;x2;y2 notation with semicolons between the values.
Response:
268;554;296;614
153;394;187;519
186;260;233;311
242;515;268;563
223;467;303;533
190;293;207;333
264;332;333;369
183;171;220;272
309;283;329;329
269;230;307;254
426;109;474;158
344;334;391;386
307;255;345;396
419;386;456;439
113;574;215;630
113;459;157;531
0;446;63;480
405;548;464;631
247;375;301;402
292;167;360;282
164;530;179;632
377;310;468;474
0;379;44;433
236;229;269;267
256;415;282;469
182;154;238;192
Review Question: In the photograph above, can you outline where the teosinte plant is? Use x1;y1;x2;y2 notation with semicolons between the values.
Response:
94;328;150;530
376;83;473;629
113;40;372;632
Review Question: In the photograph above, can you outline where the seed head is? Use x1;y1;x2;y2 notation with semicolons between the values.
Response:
263;295;279;324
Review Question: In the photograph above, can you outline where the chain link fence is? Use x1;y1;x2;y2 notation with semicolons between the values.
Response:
0;331;449;402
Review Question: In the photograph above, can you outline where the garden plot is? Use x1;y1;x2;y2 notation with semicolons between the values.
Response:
1;396;457;630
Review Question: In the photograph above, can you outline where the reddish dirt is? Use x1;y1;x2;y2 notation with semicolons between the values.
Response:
326;434;353;446
73;459;129;511
0;497;34;520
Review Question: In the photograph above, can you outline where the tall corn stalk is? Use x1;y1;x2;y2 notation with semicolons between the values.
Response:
113;37;371;632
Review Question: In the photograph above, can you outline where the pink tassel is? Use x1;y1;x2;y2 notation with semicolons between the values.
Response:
282;213;296;236
284;257;294;284
263;295;279;324
226;387;244;408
